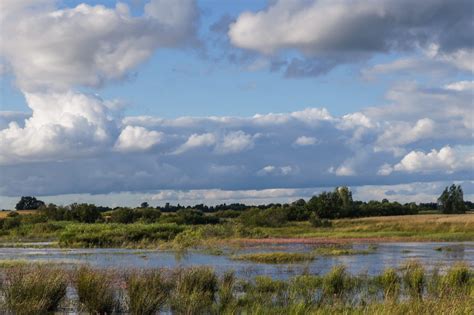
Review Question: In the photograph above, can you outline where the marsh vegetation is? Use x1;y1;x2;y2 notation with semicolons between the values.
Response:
0;262;471;314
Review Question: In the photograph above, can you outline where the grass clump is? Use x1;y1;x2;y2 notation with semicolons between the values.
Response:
402;261;425;300
322;265;351;298
1;266;67;315
377;268;400;300
74;266;118;314
170;267;218;314
231;252;315;264
313;245;375;256
126;270;170;315
442;263;471;295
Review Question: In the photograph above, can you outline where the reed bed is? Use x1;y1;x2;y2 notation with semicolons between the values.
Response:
0;262;472;314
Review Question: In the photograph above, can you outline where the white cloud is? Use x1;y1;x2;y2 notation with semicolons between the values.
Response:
174;133;217;154
1;0;199;92
444;80;474;91
115;126;163;152
215;131;254;154
294;136;317;146
258;165;298;176
228;0;473;76
393;146;474;174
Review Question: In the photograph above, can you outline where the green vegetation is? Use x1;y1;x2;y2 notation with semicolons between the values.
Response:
313;245;376;256
438;184;466;214
126;270;171;315
0;266;67;315
232;252;315;264
0;185;473;248
0;263;472;314
74;266;118;313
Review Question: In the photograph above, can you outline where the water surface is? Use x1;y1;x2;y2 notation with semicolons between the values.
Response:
1;242;472;279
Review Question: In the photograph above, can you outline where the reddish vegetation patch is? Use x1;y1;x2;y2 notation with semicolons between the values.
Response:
230;237;415;245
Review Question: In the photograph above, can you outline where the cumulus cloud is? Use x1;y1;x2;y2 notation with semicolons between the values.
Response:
1;0;199;91
258;165;298;176
115;126;163;152
294;136;318;146
1;80;472;196
215;131;255;154
174;133;217;154
392;146;474;174
228;0;473;76
0;0;199;164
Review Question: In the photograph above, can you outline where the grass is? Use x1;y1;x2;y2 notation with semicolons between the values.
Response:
313;245;376;256
0;263;472;314
249;213;474;242
126;270;170;315
231;252;315;264
0;266;67;315
0;213;472;248
74;266;118;314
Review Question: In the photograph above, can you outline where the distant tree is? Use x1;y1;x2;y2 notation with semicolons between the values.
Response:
68;203;102;223
307;187;354;219
15;196;45;210
140;202;149;208
437;184;466;214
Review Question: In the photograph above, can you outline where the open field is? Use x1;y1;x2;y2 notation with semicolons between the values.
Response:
0;210;36;218
0;213;473;247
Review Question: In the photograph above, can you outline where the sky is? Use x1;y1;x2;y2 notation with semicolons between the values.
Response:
0;0;473;208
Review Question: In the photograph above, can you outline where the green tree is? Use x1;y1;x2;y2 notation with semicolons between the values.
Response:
437;184;466;214
15;196;45;210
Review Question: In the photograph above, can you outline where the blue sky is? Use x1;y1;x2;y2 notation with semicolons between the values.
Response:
0;0;472;208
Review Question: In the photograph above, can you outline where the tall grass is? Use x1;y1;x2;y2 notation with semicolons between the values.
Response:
126;270;171;315
0;266;67;315
170;267;218;315
0;262;472;314
74;266;118;314
402;261;425;299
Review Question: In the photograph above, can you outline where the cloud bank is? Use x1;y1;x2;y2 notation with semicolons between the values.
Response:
228;0;473;76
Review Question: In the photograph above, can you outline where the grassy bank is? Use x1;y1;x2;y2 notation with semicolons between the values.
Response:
0;262;472;314
0;214;473;248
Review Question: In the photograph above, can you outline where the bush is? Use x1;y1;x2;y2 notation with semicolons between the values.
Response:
60;223;184;247
127;270;170;315
239;207;289;227
109;208;136;224
1;266;67;315
309;213;332;227
170;267;218;314
175;209;220;225
75;267;117;314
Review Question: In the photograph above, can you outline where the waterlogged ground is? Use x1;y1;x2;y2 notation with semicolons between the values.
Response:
1;241;473;278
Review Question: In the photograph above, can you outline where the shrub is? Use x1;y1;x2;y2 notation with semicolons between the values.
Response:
402;261;425;299
1;266;67;315
74;267;117;314
127;270;170;315
239;207;289;227
170;267;218;314
109;208;136;224
309;213;332;227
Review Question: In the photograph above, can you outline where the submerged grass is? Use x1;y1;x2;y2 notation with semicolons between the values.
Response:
231;252;315;264
0;266;67;315
0;262;471;314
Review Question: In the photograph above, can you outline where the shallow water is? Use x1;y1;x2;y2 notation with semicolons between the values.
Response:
1;242;472;279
